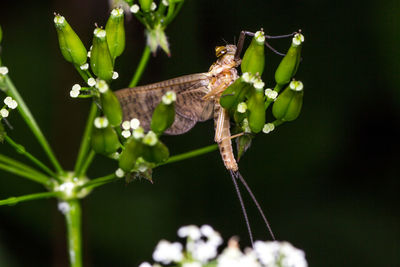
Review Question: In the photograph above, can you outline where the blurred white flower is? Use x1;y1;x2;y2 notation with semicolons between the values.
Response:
152;240;183;265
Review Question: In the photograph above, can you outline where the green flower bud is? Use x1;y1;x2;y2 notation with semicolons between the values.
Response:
272;80;304;121
274;33;304;86
246;80;266;133
241;30;265;75
151;91;176;135
119;137;144;172
91;120;120;155
142;139;169;163
139;0;153;12
54;15;87;66
98;81;123;126
236;134;252;161
220;74;252;111
106;8;125;60
91;28;114;81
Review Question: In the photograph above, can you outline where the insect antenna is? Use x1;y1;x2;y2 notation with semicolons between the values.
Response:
229;169;254;246
234;170;276;240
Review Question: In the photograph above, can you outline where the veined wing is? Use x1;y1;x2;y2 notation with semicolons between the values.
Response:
115;73;214;135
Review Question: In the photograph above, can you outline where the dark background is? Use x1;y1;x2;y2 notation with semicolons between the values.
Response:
0;0;399;266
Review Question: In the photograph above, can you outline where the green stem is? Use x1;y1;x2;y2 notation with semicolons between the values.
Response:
158;144;219;166
128;45;151;87
0;192;59;206
272;119;285;127
79;149;96;176
265;83;284;110
74;65;90;83
5;135;57;178
78;173;118;190
64;200;82;267
0;162;50;186
4;76;64;174
74;102;98;177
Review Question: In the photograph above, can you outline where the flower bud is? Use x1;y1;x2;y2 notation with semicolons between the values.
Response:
91;124;121;155
106;8;126;60
142;140;169;163
54;15;87;66
146;24;170;56
247;85;266;133
119;137;144;172
150;91;176;135
241;30;265;75
99;82;123;126
139;0;153;12
220;76;253;112
272;81;304;121
274;33;304;86
91;28;114;81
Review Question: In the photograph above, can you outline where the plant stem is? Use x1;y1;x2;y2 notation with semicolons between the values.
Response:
128;45;151;87
158;144;219;166
79;149;96;176
78;173;118;190
0;154;51;186
64;200;82;267
0;192;59;206
5;135;57;178
4;76;64;174
74;102;97;177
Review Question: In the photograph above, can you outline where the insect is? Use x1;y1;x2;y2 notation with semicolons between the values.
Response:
115;30;292;243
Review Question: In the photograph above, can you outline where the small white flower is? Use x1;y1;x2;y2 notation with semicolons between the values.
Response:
241;72;251;83
0;66;9;75
57;182;75;198
262;123;275;134
255;30;265;43
121;120;131;130
0;108;9;118
9;100;18;109
111;8;123;17
115;168;125;178
80;63;89;70
4;96;12;106
112;71;119;80
143;131;158;146
162;0;169;6
150;2;157;11
264;88;278;100
254;241;307;267
178;225;201;240
87;50;91;58
121;130;131;138
152;240;183;264
237;102;247;113
253;79;265;90
130;4;140;13
87;78;96;87
289;80;303;91
72;84;81;91
292;33;305;46
138;163;148;172
96;80;109;93
130;118;140;129
53;15;65;25
133;127;144;139
182;262;202;267
192;240;218;263
162;91;176;105
242;118;251;133
58;201;70;214
94;117;109;129
70;89;80;98
94;28;106;38
138;262;152;267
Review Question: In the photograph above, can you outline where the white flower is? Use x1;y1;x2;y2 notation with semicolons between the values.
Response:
94;28;106;38
87;78;96;87
0;66;9;75
150;2;157;11
152;240;183;265
130;118;140;129
94;117;109;128
4;97;18;109
289;81;303;92
262;123;275;134
182;262;202;267
254;241;307;267
122;120;131;130
0;108;9;118
162;91;176;105
112;71;119;80
57;201;70;214
178;225;201;240
133;127;144;139
292;33;305;46
162;0;169;6
138;262;152;267
80;63;89;70
115;168;125;178
130;4;140;13
264;89;278;100
121;130;131;138
143;131;158;146
191;239;218;263
96;80;109;93
237;102;247;113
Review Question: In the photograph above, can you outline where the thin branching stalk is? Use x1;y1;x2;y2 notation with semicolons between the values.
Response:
78;173;118;190
0;192;59;206
129;45;151;87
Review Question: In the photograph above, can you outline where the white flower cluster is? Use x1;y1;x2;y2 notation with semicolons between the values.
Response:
139;225;308;267
264;89;278;100
241;72;265;90
0;66;9;76
161;91;176;105
1;96;18;118
262;123;275;134
121;118;143;139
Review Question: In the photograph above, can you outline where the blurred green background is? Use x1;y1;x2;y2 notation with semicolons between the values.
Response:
0;0;399;266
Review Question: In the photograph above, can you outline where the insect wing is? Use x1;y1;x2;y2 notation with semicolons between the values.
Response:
115;73;213;135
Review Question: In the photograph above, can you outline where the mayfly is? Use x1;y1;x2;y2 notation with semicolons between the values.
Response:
116;30;294;243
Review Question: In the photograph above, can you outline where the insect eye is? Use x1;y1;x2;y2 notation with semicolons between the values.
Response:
215;46;227;57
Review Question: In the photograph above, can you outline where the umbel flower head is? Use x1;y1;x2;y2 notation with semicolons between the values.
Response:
139;224;308;267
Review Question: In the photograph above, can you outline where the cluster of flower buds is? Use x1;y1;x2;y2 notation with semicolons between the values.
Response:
220;30;304;159
139;224;308;267
0;96;18;141
118;91;176;176
123;0;185;55
54;8;125;83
